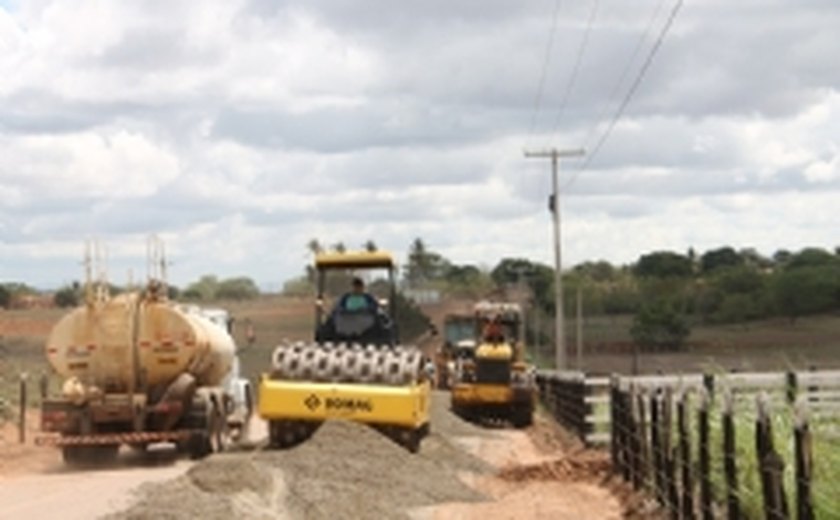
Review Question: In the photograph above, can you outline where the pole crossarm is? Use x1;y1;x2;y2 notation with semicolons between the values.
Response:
523;148;585;159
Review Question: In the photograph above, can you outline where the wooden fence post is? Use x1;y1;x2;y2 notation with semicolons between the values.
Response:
621;385;633;481
662;388;679;519
636;390;649;490
786;371;798;406
756;393;789;520
793;400;813;520
611;376;629;479
678;391;695;520
651;389;666;505
698;388;713;520
628;385;642;489
18;373;27;444
723;389;741;520
667;446;680;520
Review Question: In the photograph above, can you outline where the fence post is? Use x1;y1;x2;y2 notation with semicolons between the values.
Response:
756;393;789;520
793;400;813;520
662;388;679;519
18;373;28;444
651;389;666;505
667;446;680;520
621;383;633;481
786;371;798;406
703;372;715;400
635;390;649;490
678;391;695;520
610;376;622;476
722;389;741;520
698;388;713;520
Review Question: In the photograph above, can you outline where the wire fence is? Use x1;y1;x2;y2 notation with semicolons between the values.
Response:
538;369;840;519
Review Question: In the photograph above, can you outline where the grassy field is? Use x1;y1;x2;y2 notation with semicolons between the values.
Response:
703;397;840;518
530;314;840;374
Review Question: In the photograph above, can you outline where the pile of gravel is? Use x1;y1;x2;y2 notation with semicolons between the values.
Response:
258;419;489;520
107;394;492;520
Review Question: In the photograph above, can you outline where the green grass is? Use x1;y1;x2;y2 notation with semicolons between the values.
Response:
700;396;839;518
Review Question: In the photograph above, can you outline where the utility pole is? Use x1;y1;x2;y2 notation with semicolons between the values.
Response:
576;285;583;370
524;147;584;371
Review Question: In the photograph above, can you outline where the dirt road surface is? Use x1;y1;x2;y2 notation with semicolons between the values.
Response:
1;394;631;519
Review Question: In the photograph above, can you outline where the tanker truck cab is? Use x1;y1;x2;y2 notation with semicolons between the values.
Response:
194;307;254;441
259;251;431;452
38;288;253;466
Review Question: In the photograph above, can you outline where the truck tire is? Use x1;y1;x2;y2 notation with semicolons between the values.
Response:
510;406;533;429
187;432;212;460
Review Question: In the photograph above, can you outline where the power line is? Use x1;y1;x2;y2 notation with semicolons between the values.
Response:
579;0;669;154
548;0;600;142
578;0;684;173
527;0;564;146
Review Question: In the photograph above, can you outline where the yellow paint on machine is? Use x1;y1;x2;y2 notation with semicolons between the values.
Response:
451;383;513;404
474;342;514;360
258;378;431;429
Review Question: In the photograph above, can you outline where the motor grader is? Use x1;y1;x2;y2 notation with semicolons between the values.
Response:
450;301;535;428
258;251;431;452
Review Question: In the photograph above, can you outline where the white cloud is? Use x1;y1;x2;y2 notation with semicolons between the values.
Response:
1;0;839;289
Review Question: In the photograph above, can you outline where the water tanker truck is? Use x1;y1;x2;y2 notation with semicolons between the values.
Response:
38;281;253;466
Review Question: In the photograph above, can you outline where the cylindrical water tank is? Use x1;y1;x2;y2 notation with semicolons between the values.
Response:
46;293;234;393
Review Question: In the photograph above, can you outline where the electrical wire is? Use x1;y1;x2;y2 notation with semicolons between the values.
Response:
577;0;685;175
548;0;601;143
579;0;670;155
527;0;564;147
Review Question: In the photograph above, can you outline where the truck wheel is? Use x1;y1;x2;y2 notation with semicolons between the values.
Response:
510;407;533;428
209;400;225;454
188;432;212;460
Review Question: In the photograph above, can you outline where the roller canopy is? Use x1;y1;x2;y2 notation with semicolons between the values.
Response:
315;251;395;270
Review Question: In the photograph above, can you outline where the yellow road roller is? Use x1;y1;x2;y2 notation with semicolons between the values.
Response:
450;301;535;428
259;251;431;452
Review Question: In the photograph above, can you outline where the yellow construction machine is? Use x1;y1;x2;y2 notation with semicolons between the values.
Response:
258;251;431;452
450;301;535;428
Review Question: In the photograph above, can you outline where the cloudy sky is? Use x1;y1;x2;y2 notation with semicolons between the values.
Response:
0;0;838;290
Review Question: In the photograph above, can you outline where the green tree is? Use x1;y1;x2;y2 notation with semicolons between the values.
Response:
787;247;839;269
634;251;693;279
700;246;743;274
630;300;690;351
307;239;323;256
573;260;616;282
0;285;10;308
216;277;260;300
405;238;449;287
184;275;219;301
772;266;839;323
363;240;378;252
491;258;556;313
54;284;81;308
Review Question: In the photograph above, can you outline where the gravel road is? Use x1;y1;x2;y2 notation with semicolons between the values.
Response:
1;392;627;519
